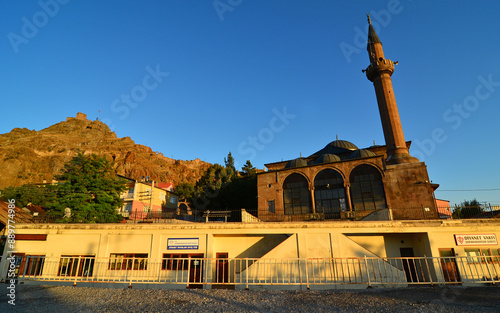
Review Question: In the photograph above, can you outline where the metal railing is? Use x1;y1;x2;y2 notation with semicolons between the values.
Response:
13;255;499;289
13;205;500;224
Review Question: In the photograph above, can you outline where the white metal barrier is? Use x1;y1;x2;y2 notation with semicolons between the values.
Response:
14;255;499;288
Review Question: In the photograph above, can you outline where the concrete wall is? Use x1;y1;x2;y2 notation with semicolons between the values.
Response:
2;220;499;281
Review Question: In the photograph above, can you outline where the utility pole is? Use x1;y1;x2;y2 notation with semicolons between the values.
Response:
138;178;154;220
150;180;154;216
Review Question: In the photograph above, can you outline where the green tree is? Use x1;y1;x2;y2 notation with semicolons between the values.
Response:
50;152;127;223
192;164;233;212
1;184;57;208
452;199;483;219
241;160;256;177
224;152;236;178
217;175;257;220
175;182;195;202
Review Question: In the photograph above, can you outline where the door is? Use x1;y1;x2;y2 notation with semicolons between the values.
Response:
188;254;204;289
216;253;229;284
400;248;418;283
439;249;461;283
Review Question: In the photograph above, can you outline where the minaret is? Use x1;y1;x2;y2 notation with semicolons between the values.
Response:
364;14;419;165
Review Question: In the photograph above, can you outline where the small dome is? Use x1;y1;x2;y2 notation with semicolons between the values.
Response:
315;154;341;164
285;158;309;169
349;149;377;159
328;140;358;151
311;139;359;157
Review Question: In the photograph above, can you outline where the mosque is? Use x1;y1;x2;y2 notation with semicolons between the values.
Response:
256;16;438;222
2;16;498;290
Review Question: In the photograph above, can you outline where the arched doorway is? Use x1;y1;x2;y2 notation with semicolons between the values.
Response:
349;164;386;211
314;169;346;219
283;173;312;215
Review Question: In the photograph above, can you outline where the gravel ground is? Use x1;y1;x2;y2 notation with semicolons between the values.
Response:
1;284;499;312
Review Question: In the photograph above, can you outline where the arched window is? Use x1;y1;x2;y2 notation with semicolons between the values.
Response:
349;164;386;211
283;173;311;215
314;169;346;219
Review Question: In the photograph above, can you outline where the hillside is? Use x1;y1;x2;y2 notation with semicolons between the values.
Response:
0;113;211;189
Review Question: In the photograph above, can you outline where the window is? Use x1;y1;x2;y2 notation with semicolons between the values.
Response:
268;200;275;214
162;254;189;270
58;255;95;277
122;188;134;199
283;173;312;215
109;254;148;270
314;169;346;219
465;248;500;263
349;165;386;211
170;195;177;204
124;203;132;212
493;249;500;262
15;255;45;277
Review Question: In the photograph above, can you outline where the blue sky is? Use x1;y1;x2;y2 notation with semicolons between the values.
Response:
1;1;500;206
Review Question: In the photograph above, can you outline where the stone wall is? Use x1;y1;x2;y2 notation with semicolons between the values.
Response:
257;157;438;222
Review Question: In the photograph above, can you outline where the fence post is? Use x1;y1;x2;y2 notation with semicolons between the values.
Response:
423;255;434;286
483;255;496;285
245;258;249;290
157;257;162;283
364;256;372;288
305;259;309;290
20;255;30;283
73;256;81;286
127;257;133;289
186;257;191;289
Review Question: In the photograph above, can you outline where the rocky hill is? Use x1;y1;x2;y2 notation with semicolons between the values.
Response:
0;113;211;189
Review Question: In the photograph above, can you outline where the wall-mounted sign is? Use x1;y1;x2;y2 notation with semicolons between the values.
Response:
454;234;498;246
167;238;199;250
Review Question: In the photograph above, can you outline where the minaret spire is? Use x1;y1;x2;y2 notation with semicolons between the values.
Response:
364;16;419;165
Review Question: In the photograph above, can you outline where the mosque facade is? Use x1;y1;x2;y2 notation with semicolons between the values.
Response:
256;16;438;222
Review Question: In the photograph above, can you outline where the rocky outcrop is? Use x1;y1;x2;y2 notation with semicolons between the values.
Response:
0;113;211;188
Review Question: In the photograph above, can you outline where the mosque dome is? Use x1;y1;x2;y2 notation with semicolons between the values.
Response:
310;139;358;157
314;154;341;164
328;140;358;151
285;158;309;169
349;149;377;159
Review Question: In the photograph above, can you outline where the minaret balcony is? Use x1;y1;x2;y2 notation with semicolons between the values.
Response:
365;58;395;82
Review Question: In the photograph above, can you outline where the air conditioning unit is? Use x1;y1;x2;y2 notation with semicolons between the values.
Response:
308;213;322;220
345;211;355;219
